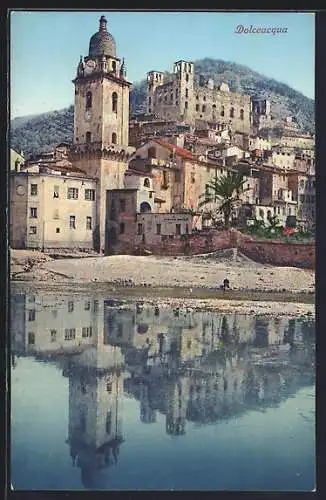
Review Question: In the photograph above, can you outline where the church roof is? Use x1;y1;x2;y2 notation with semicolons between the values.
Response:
89;16;116;58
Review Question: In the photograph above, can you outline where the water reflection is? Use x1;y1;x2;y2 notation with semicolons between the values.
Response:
10;292;315;490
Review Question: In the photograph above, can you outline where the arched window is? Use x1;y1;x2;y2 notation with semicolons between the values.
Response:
111;132;117;144
185;74;189;82
148;147;156;159
196;104;199;111
86;131;91;143
203;95;206;101
148;96;152;106
86;91;92;109
185;101;188;109
221;106;225;117
267;210;272;220
259;209;264;219
240;109;244;120
230;107;235;118
212;104;216;110
140;202;152;213
185;88;188;98
144;178;150;188
112;92;118;113
202;104;206;112
112;60;116;72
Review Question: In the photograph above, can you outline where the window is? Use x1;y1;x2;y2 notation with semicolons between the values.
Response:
282;207;286;215
86;216;92;230
185;224;189;234
176;224;181;235
84;301;90;310
69;215;76;229
30;184;38;196
112;60;116;72
93;300;99;312
106;381;112;393
230;107;235;118
53;209;59;219
86;91;92;109
85;131;91;143
137;223;143;235
220;106;225;117
144;178;150;188
112;92;118;113
156;224;161;235
68;301;74;312
112;132;117;144
300;194;305;203
51;330;57;342
29;226;37;235
30;207;37;218
53;186;59;198
196;104;199;111
67;188;79;200
148;147;156;159
185;88;189;98
106;411;112;434
28;332;35;345
56;228;60;233
185;101;188;109
277;207;280;214
185;73;189;82
28;309;35;321
82;326;92;338
120;198;126;212
28;295;35;303
148;96;152;106
163;170;169;187
240;109;244;120
202;105;206;112
85;189;95;201
120;222;125;234
175;170;181;182
64;328;76;340
203;95;206;101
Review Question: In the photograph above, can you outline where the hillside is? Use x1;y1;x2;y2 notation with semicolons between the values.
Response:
11;58;314;157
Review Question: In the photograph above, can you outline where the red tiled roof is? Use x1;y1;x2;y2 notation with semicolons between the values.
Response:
153;139;196;161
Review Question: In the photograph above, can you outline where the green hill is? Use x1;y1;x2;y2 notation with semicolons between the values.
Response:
11;58;314;158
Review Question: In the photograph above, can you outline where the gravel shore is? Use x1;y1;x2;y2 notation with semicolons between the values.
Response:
10;249;315;318
37;252;315;294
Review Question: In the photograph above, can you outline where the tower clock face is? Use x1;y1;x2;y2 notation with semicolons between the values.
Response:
84;59;96;75
16;184;25;196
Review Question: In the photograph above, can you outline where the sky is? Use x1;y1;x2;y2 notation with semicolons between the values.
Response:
10;10;315;119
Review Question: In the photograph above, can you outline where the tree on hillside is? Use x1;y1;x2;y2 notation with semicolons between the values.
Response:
199;172;247;229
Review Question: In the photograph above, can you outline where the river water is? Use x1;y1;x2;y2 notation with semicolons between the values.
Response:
10;291;315;491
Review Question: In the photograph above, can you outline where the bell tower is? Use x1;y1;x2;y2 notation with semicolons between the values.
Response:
73;15;131;148
69;16;135;254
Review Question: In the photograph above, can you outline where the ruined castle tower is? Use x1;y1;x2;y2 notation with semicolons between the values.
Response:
70;16;135;253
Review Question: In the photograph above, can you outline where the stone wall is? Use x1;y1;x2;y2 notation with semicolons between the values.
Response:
230;229;315;269
129;227;315;269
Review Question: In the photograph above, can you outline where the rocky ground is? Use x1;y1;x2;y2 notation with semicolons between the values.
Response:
10;248;315;292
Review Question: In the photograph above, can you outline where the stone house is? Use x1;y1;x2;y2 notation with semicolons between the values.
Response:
10;164;97;250
10;148;25;171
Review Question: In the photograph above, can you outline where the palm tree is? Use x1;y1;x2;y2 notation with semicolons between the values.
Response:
199;172;247;229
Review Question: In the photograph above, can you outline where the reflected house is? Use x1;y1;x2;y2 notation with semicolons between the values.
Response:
10;293;26;356
104;304;135;347
64;340;128;489
166;376;190;436
11;293;105;356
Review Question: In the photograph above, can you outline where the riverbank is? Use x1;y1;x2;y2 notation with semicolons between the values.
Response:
10;249;315;316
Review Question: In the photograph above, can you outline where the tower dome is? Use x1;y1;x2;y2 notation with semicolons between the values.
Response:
88;16;116;58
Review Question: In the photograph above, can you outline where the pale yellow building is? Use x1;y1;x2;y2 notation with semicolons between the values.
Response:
10;164;97;250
